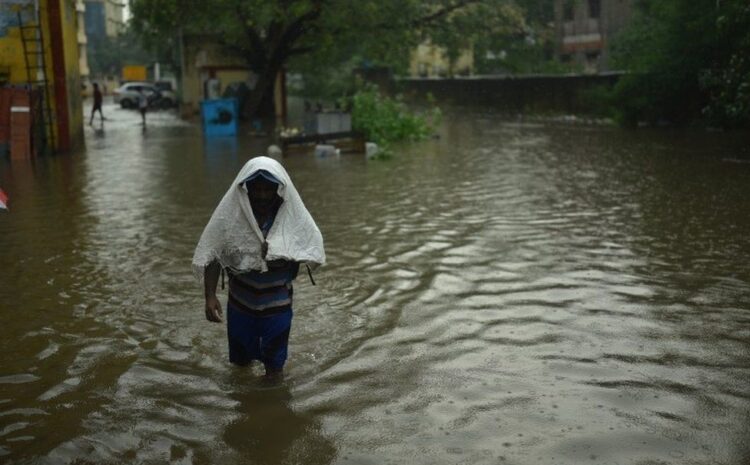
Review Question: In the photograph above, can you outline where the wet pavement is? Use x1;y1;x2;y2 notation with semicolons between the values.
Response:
1;101;750;464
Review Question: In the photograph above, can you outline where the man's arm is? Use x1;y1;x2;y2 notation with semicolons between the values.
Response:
204;260;223;323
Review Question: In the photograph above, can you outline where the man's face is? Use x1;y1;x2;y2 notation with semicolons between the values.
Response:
247;177;279;215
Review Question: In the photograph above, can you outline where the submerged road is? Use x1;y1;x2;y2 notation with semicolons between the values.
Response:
1;102;750;464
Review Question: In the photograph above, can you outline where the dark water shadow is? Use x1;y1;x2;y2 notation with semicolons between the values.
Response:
223;383;337;465
203;135;239;161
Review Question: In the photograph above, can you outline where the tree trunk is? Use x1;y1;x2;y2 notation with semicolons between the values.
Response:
239;3;321;122
238;2;322;122
243;53;285;122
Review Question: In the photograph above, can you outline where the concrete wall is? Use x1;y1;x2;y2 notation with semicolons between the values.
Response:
397;73;622;115
103;0;124;37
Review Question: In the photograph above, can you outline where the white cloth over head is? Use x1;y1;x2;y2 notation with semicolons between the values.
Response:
192;156;325;278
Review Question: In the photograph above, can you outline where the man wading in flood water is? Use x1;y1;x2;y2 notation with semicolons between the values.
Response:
192;157;325;381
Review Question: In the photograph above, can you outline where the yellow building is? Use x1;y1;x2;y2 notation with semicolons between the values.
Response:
179;35;290;125
409;39;474;78
180;35;255;117
0;0;83;153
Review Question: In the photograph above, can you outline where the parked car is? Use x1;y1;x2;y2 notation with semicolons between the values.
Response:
154;80;175;93
113;82;176;109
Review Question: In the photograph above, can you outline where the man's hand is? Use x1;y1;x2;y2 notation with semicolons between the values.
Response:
205;294;223;323
203;261;222;322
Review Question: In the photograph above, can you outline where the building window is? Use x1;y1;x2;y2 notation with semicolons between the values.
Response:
588;0;601;18
563;0;575;21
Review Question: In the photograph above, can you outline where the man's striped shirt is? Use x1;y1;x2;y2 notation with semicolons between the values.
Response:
228;262;300;316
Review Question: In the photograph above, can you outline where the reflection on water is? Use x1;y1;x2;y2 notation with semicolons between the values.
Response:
1;103;750;464
223;382;336;465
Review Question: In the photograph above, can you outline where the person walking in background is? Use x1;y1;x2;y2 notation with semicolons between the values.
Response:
138;88;148;126
89;82;104;125
192;157;325;382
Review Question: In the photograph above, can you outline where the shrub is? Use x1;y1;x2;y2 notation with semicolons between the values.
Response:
350;85;440;149
609;0;750;128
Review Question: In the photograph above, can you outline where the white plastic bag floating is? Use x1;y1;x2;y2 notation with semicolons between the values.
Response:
314;144;340;158
365;142;379;159
192;156;325;279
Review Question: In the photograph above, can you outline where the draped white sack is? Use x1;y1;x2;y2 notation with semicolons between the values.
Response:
192;156;325;279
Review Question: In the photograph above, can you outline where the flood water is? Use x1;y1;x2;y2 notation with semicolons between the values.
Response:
1;103;750;465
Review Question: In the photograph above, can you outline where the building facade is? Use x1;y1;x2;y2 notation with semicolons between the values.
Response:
409;40;474;78
76;0;88;84
554;0;632;72
180;35;254;117
0;0;84;153
83;0;124;39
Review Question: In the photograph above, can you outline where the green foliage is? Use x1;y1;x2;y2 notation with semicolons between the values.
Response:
610;0;750;128
351;85;440;151
578;84;616;118
131;0;529;83
474;37;572;75
699;5;750;129
87;28;153;77
288;57;362;101
296;71;353;101
132;0;526;117
473;0;563;75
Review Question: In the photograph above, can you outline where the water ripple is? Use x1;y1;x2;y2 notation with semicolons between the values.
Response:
1;106;749;464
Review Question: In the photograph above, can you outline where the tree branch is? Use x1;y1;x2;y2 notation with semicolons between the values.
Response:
287;46;315;56
411;0;483;28
272;0;324;59
235;1;267;65
357;0;483;35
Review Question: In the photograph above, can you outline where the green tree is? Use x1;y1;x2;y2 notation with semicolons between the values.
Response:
610;0;750;128
88;29;151;77
350;84;441;149
130;0;525;118
699;3;750;128
472;0;560;74
86;26;180;84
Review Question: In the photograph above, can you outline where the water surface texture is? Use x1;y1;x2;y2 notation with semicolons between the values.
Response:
1;104;750;464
